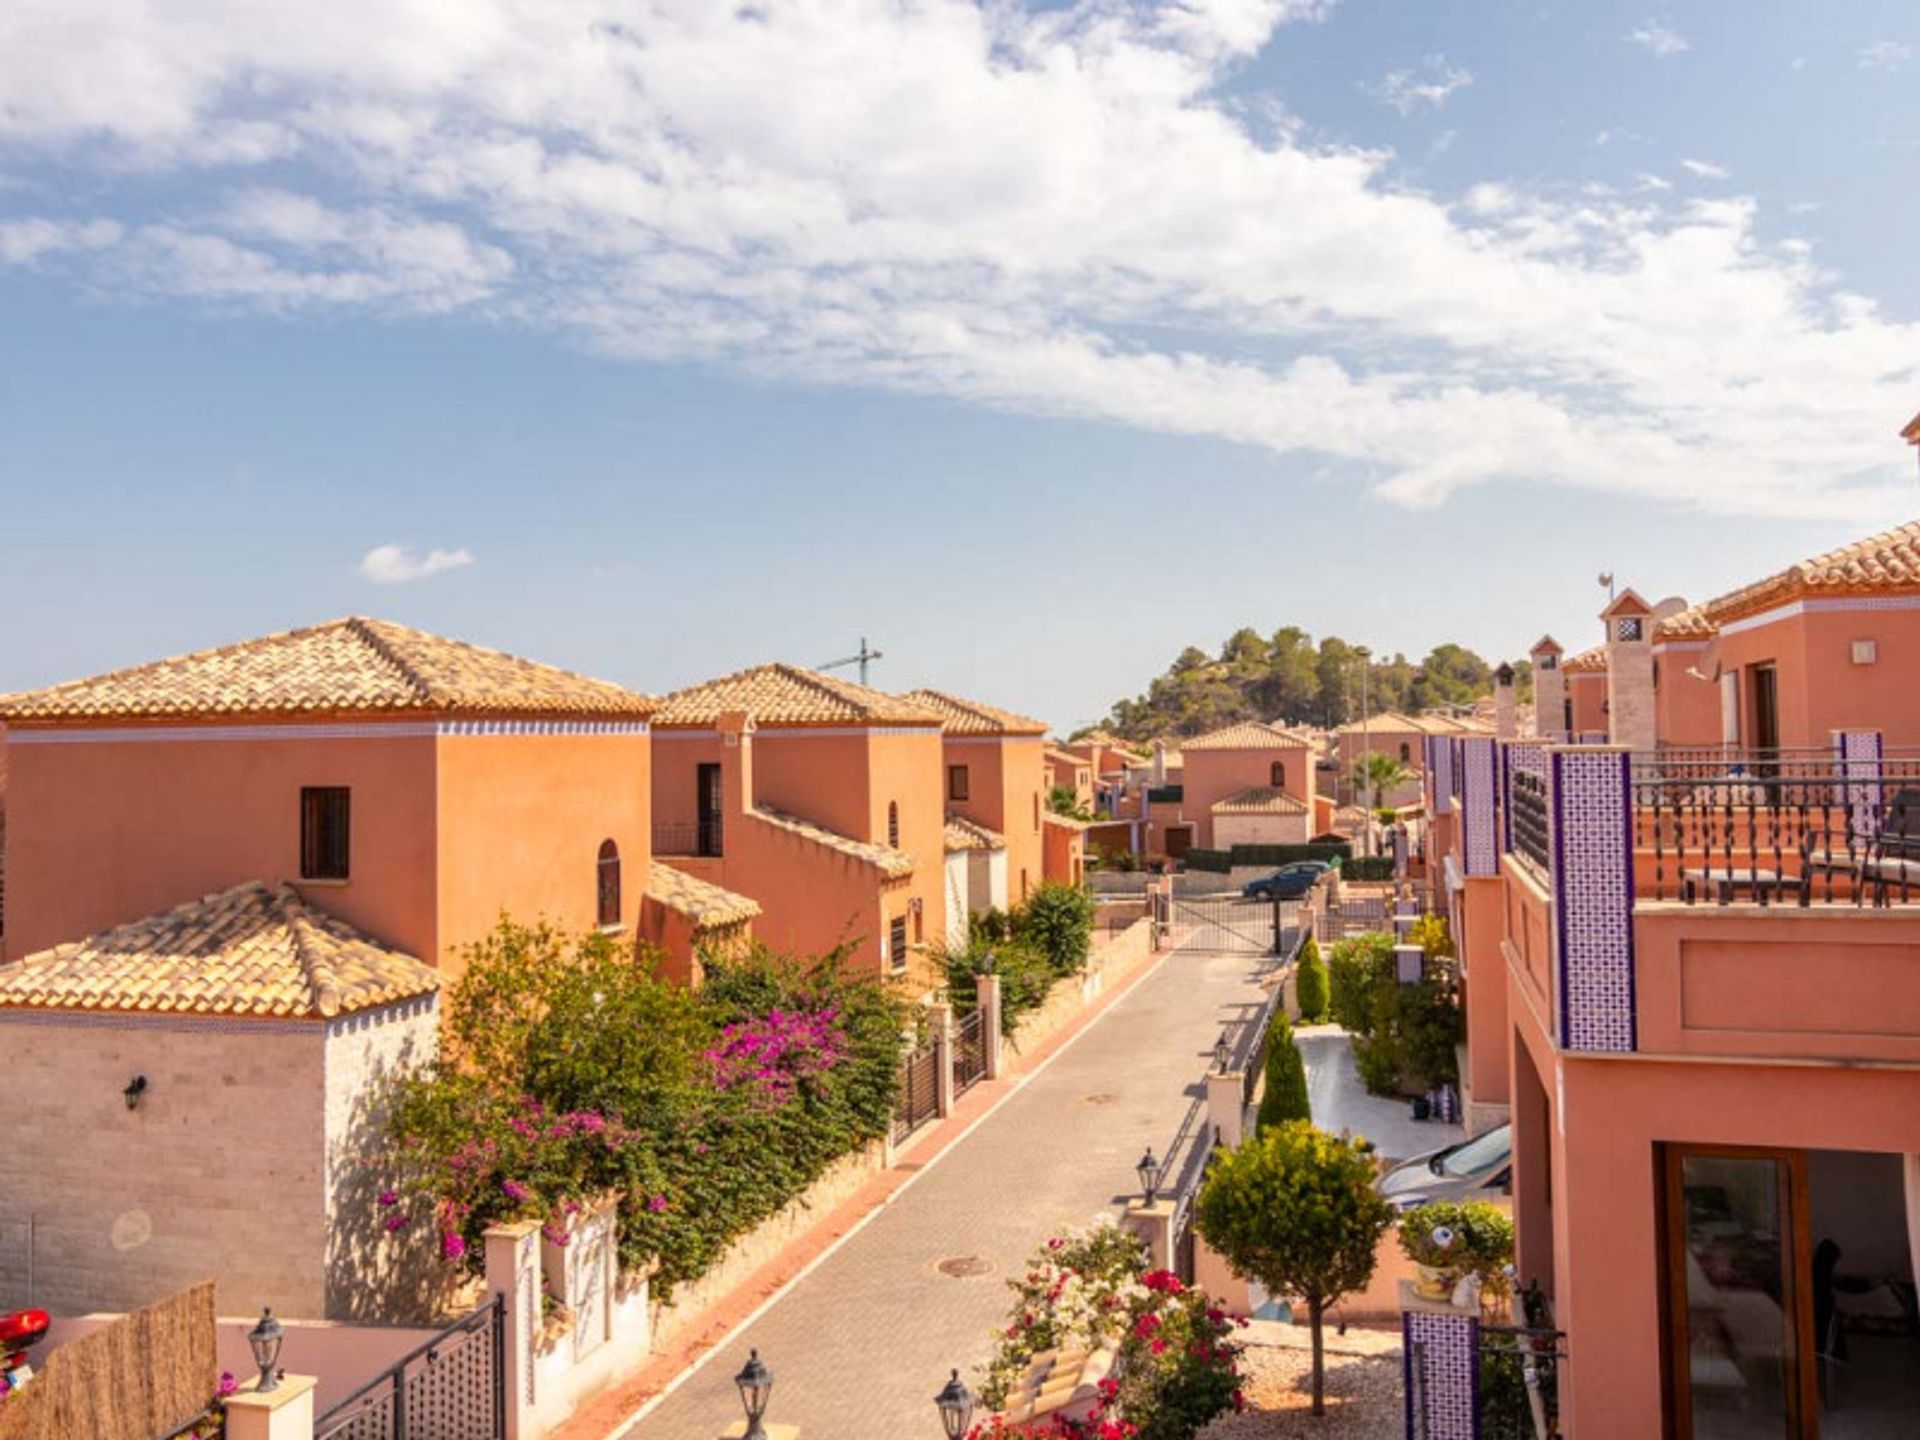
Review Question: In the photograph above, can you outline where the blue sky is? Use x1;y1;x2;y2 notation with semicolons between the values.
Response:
1;0;1916;731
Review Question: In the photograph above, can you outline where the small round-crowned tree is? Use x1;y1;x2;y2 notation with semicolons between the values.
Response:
1194;1122;1393;1416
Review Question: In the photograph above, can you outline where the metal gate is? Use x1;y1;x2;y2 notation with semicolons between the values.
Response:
952;1008;987;1095
315;1295;506;1440
1169;893;1287;953
892;1037;941;1141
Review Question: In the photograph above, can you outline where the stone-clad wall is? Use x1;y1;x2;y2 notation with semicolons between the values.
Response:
0;1013;328;1318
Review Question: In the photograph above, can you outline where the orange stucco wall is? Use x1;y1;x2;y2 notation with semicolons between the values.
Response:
1651;643;1721;747
1566;673;1607;738
1701;604;1920;750
1456;873;1509;1107
2;723;439;963
944;736;1045;904
433;729;652;981
1178;744;1315;849
1042;820;1085;887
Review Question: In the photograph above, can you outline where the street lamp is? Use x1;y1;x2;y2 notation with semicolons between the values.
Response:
246;1308;284;1394
734;1349;774;1440
934;1368;977;1440
1213;1032;1231;1073
1136;1147;1163;1205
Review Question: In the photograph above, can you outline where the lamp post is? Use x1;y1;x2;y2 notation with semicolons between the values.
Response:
1136;1146;1163;1205
1354;645;1373;856
1213;1032;1231;1073
734;1349;773;1440
246;1308;283;1394
934;1368;977;1440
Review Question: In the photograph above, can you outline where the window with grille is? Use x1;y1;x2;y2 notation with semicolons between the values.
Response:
597;839;621;928
1269;760;1286;787
300;787;351;880
888;801;900;848
889;916;908;972
948;765;970;802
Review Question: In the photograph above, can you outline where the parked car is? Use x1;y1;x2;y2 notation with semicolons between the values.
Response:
0;1308;50;1397
1376;1123;1513;1211
1241;862;1328;902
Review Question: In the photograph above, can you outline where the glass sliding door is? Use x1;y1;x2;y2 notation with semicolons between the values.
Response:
1663;1146;1815;1439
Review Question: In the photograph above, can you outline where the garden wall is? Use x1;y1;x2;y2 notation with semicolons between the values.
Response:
1006;917;1156;1060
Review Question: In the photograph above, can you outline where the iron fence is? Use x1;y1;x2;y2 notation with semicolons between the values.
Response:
1510;768;1550;874
892;1037;941;1142
313;1295;506;1440
650;818;724;857
952;1008;987;1094
1631;753;1920;906
1476;1325;1567;1440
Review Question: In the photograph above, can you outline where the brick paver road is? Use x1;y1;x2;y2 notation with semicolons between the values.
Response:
630;934;1283;1440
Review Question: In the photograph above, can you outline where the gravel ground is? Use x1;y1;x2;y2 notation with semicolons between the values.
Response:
1202;1322;1404;1440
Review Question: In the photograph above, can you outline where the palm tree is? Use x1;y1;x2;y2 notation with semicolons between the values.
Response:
1351;753;1413;815
1047;784;1094;821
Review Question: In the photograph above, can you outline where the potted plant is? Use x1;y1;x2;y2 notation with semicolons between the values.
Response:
1397;1200;1514;1306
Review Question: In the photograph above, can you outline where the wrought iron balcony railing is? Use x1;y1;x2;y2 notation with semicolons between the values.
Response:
651;818;724;857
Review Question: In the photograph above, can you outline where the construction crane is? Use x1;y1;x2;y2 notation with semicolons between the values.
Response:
819;637;883;687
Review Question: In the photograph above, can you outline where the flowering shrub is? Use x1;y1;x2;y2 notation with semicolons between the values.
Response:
978;1222;1242;1440
384;923;905;1288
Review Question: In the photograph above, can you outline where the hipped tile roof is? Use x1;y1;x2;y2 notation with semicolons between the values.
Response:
0;881;439;1019
756;806;916;878
0;617;655;723
1211;786;1309;816
1562;647;1608;674
902;689;1048;737
1181;721;1316;751
656;664;942;729
645;864;761;930
944;814;1006;852
1042;811;1091;832
1686;519;1920;627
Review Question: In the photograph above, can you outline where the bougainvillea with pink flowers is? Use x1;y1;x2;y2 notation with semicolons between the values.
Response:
382;921;906;1288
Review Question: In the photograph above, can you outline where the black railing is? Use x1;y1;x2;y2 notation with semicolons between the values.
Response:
158;1407;224;1440
651;818;723;857
953;1009;987;1094
1632;754;1920;906
892;1037;941;1142
1477;1325;1567;1440
1510;768;1550;874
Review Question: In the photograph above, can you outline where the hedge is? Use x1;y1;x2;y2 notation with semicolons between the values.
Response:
1186;842;1354;874
1341;856;1395;881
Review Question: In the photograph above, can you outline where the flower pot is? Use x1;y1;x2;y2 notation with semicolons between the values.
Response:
1414;1263;1456;1301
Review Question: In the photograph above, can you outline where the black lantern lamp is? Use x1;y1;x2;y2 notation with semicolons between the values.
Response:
934;1368;977;1440
1213;1032;1231;1073
247;1308;284;1394
734;1348;773;1440
123;1075;148;1111
1136;1146;1163;1205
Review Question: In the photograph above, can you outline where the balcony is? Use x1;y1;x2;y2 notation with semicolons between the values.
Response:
652;818;724;858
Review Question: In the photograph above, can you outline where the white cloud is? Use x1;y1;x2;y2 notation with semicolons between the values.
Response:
0;0;1913;523
360;544;475;584
1858;40;1912;71
1678;158;1731;180
1368;55;1473;114
1628;21;1690;57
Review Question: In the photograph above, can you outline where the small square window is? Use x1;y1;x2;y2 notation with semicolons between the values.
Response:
948;764;970;802
1615;617;1643;642
1851;639;1878;665
300;787;351;880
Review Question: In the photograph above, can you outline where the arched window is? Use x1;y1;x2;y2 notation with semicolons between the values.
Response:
596;839;621;928
887;802;900;849
1269;760;1286;787
1399;743;1411;762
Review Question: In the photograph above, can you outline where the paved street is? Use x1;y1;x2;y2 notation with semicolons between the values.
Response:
630;934;1283;1440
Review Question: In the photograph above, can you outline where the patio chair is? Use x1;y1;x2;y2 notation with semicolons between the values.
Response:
1856;789;1920;904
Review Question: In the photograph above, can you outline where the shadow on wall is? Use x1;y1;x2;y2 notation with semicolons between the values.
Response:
325;1037;465;1326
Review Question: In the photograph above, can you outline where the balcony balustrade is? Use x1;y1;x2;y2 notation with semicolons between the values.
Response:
651;818;724;858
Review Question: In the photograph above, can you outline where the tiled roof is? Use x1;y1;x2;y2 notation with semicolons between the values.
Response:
0;617;654;723
1688;519;1920;627
756;806;916;877
1562;647;1608;674
1181;721;1315;751
1903;411;1920;444
0;881;438;1019
1212;786;1308;816
655;664;941;729
1335;710;1468;737
902;689;1048;737
1042;810;1091;832
1655;602;1716;640
1045;746;1087;767
944;814;1006;852
645;864;761;930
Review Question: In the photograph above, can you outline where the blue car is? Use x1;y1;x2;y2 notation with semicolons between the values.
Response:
1241;861;1328;901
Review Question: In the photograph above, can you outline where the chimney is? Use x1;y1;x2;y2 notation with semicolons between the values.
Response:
716;709;756;819
1152;740;1168;785
1601;590;1656;751
1493;662;1517;740
1529;637;1565;741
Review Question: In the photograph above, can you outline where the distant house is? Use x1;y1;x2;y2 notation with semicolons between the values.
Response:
649;664;944;984
1178;721;1319;850
904;687;1049;903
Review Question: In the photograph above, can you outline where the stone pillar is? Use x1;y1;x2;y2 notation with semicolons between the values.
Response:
1394;944;1425;984
1549;746;1637;1053
1400;1286;1479;1440
1123;1199;1175;1272
1458;737;1499;879
1833;729;1886;846
1601;590;1656;751
1493;663;1517;740
1206;1070;1245;1150
224;1377;317;1440
977;974;1006;1078
930;1002;956;1118
1530;637;1565;741
1426;736;1455;817
486;1221;542;1440
716;709;756;852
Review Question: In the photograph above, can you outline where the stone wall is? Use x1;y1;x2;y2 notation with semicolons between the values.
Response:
0;1012;329;1318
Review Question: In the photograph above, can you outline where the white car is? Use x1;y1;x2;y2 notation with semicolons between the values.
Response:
1376;1123;1512;1211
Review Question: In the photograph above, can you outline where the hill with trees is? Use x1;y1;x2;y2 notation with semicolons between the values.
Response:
1088;626;1526;740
